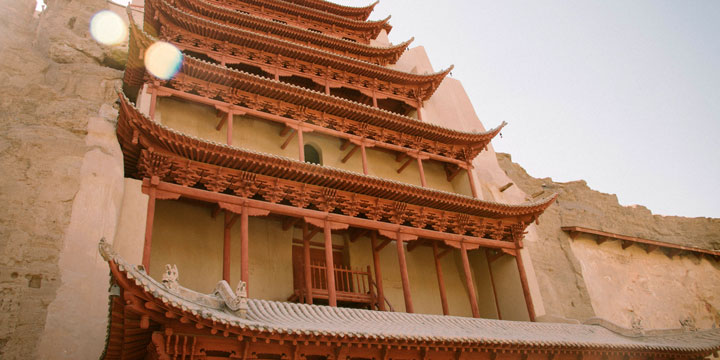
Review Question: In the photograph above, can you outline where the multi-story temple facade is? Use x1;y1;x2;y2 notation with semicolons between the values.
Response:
92;0;720;359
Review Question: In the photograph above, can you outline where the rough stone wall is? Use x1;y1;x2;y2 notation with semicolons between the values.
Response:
0;0;125;358
496;153;720;329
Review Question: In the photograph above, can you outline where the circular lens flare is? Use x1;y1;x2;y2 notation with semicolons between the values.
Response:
144;42;183;80
90;10;127;46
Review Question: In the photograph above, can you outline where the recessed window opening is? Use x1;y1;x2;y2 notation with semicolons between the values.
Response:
304;144;321;165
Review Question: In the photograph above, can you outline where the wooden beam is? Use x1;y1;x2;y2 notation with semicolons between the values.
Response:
596;235;609;245
291;239;343;250
304;227;320;242
466;165;478;198
142;185;157;272
340;139;352;151
147;180;518;250
324;221;337;307
240;207;250;295
280;130;296;150
360;144;368;175
297;129;304;163
460;243;480;318
215;116;227;131
485;249;502;320
396;152;407;162
227;214;240;229
621;240;633;249
226;112;233;146
396;157;413;174
432;242;449;316
515;249;536;321
302;222;312;305
279;125;292;137
223;212;232;283
375;239;391;252
499;182;514;192
341;145;359;163
396;238;413;313
417;157;427;187
437;247;451;259
446;165;462;182
645;244;659;254
370;232;385;311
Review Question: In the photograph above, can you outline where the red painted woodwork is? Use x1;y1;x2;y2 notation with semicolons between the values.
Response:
460;242;480;318
395;237;413;313
432;242;449;316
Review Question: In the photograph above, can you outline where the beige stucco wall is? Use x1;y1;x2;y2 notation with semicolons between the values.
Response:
112;178;147;265
570;233;720;329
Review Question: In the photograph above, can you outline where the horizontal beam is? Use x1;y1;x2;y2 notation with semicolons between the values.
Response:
291;239;343;251
561;226;720;258
147;180;517;250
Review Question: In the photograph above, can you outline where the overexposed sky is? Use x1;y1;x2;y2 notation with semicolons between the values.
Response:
342;0;719;218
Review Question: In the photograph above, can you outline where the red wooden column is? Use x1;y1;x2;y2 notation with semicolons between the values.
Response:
369;232;385;310
297;127;305;162
431;242;449;315
515;248;537;321
395;234;414;313
302;222;313;304
323;220;337;307
223;212;232;282
485;250;502;320
416;155;427;187
466;162;479;198
226;111;233;146
148;87;158;120
416;99;423;121
459;242;480;318
142;182;158;272
240;206;250;294
360;143;368;175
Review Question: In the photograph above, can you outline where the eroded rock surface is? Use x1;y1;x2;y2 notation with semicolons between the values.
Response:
497;153;720;329
0;1;125;358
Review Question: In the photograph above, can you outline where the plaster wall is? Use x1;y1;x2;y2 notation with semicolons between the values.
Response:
570;233;720;329
112;178;148;265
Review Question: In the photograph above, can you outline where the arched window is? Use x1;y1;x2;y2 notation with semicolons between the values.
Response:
304;144;321;165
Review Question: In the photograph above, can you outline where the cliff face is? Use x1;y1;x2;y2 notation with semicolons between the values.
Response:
0;1;125;358
497;153;720;329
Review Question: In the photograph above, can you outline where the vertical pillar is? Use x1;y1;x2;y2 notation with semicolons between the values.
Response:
372;92;378;108
466;164;478;198
360;143;368;175
486;250;502;320
302;222;313;304
325;81;330;95
417;156;427;187
274;69;280;81
148;90;157;120
142;183;157;272
226;111;233;146
240;207;250;295
223;212;231;283
432;242;449;315
369;232;385;310
460;242;480;318
416;100;423;121
515;249;536;321
297;128;305;162
324;221;337;307
396;236;413;313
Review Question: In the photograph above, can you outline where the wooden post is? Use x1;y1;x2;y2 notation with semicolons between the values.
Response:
297;128;305;162
360;143;368;175
303;222;313;304
372;92;378;108
148;90;157;120
460;242;480;318
417;156;427;187
142;184;157;272
515;249;536;321
370;232;385;310
226;112;233;146
223;211;231;282
240;207;250;295
396;235;413;313
416;100;423;121
324;221;337;307
466;164;478;198
432;242;449;315
486;250;502;320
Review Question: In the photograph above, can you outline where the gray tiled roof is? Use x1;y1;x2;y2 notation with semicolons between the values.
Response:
100;240;720;354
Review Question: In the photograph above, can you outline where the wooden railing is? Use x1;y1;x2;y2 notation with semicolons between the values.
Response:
293;263;393;310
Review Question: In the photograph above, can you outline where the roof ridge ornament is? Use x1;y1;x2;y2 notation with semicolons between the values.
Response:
162;264;180;293
214;280;249;317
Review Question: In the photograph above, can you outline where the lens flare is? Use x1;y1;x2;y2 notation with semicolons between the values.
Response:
90;10;127;46
144;42;183;80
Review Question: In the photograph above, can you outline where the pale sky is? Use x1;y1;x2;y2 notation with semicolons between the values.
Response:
344;0;719;218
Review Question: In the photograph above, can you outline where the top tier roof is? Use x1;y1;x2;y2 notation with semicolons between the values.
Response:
146;0;407;65
281;0;378;21
217;0;392;40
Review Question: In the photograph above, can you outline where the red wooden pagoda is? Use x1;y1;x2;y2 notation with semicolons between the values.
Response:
102;0;720;358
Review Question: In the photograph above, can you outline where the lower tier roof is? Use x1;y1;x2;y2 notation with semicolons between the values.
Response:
99;239;720;358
